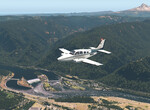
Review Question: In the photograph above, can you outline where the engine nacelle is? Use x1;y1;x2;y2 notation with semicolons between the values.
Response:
61;53;69;56
74;59;82;63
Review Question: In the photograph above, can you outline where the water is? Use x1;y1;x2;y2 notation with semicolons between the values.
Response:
53;90;150;103
6;80;31;90
6;80;40;90
0;64;58;90
1;64;150;103
0;64;58;80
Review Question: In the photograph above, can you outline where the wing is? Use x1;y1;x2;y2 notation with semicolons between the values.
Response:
98;49;111;54
59;48;70;53
74;58;103;66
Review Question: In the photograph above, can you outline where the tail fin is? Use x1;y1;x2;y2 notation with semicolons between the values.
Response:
97;38;105;49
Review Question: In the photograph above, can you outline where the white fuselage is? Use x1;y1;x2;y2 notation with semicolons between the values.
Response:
57;49;97;62
57;39;111;66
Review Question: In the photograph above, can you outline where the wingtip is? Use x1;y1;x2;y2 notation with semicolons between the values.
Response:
97;64;103;66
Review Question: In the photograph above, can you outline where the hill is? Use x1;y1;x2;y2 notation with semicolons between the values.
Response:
127;3;150;11
101;56;150;92
112;4;150;17
39;20;150;81
0;16;146;66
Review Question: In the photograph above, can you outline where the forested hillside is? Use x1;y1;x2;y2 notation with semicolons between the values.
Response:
1;16;150;93
39;20;150;81
0;16;144;65
111;11;150;17
101;56;150;92
0;89;34;110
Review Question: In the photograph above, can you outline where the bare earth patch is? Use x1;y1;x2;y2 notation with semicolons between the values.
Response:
92;96;150;110
49;99;91;110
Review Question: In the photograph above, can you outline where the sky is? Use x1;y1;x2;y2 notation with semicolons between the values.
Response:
0;0;150;15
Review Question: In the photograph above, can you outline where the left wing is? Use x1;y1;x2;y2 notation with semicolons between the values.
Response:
74;58;103;66
59;48;70;53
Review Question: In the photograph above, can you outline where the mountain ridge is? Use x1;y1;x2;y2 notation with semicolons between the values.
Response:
127;3;150;12
0;16;146;66
38;20;150;80
101;56;150;92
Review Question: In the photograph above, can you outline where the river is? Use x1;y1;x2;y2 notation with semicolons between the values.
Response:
0;64;58;80
1;64;150;103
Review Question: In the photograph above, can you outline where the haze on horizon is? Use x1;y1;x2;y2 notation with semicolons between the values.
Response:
0;0;150;15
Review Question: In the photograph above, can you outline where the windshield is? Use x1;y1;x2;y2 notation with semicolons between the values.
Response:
70;50;75;55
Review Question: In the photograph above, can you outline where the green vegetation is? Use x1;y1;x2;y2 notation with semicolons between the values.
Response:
43;82;56;91
34;71;43;75
55;96;96;103
0;89;23;109
101;56;150;92
52;103;73;110
125;105;134;110
100;98;118;105
43;101;50;106
41;20;150;72
71;85;85;90
0;15;143;66
1;15;150;96
0;69;11;76
0;69;10;82
0;89;34;110
39;20;150;93
15;101;35;110
63;79;85;90
112;11;150;17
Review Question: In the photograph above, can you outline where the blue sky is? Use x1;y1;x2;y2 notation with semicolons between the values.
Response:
0;0;150;14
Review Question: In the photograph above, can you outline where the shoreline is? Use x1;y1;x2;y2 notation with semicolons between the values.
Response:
1;74;150;110
2;73;150;102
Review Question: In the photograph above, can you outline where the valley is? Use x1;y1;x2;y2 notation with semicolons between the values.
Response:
0;15;147;66
1;3;150;109
1;65;150;110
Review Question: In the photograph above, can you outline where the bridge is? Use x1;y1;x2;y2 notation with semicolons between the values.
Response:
27;78;41;84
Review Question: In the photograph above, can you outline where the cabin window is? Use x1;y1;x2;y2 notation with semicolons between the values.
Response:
84;51;86;54
80;51;83;54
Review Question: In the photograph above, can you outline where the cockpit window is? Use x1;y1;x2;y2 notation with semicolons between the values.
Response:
70;51;75;55
75;52;79;55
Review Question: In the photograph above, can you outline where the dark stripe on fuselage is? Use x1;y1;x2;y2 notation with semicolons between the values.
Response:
63;52;97;61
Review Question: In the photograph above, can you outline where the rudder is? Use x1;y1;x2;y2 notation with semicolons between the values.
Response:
97;38;105;49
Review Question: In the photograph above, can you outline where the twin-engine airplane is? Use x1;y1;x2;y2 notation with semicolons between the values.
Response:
57;38;111;66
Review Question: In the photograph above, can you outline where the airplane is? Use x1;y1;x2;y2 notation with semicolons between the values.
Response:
57;38;111;66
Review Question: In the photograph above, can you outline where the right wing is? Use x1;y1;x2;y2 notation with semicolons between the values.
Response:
98;49;111;54
74;58;103;66
59;48;70;53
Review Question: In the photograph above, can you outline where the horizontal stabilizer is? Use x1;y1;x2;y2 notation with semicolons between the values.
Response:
98;49;111;54
90;47;96;49
59;48;70;53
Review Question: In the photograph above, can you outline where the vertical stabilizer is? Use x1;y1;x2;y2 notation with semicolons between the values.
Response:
97;38;105;49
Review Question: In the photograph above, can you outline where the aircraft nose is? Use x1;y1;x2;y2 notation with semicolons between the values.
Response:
57;57;62;61
57;57;60;60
